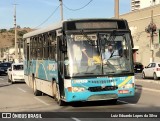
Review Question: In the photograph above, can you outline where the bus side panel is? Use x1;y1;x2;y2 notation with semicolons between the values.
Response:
33;59;58;96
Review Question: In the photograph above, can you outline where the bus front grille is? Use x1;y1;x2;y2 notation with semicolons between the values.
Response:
88;86;118;92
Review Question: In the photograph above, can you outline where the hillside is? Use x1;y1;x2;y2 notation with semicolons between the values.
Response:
0;28;33;49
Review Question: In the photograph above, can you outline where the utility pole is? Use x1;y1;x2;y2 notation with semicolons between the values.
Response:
59;0;63;21
115;0;119;18
14;4;18;63
151;10;154;62
18;38;22;62
145;10;156;63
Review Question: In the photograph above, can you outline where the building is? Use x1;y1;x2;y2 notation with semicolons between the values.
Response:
120;4;160;66
131;0;160;11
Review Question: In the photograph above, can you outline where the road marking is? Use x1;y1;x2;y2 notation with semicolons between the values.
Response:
71;117;81;121
34;97;50;106
17;88;27;93
0;78;4;80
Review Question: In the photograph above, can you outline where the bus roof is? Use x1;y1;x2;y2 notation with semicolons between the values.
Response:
23;21;63;39
23;18;127;39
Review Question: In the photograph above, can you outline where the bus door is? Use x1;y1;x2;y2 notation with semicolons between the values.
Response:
56;29;66;97
26;38;30;76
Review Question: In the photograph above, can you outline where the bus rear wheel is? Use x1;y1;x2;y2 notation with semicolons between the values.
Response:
33;80;42;96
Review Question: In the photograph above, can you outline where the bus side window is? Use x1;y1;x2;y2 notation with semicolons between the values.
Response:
49;32;56;60
43;34;49;59
37;36;43;59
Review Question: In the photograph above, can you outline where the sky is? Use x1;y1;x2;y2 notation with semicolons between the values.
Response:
0;0;131;29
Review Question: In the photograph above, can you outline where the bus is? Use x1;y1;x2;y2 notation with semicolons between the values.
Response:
23;18;135;106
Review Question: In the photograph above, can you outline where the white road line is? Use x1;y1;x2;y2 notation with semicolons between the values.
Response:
34;97;50;106
71;117;81;121
17;88;27;93
0;78;4;80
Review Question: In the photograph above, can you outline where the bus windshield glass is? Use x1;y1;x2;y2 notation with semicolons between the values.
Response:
65;32;132;77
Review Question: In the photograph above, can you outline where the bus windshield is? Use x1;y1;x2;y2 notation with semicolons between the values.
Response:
65;32;132;77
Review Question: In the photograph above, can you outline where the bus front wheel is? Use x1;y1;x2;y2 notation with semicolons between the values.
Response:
55;84;66;106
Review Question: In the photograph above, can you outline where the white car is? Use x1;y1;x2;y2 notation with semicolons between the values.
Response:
8;63;24;83
142;62;160;80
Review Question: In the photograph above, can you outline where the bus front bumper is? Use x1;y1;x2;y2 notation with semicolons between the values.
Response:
64;87;135;102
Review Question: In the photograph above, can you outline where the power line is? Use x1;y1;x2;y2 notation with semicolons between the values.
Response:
34;5;60;29
63;0;93;11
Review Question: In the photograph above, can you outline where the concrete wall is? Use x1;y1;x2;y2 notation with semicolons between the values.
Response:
120;4;160;66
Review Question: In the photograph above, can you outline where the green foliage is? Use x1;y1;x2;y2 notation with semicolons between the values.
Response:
17;30;28;37
8;29;15;33
0;29;7;33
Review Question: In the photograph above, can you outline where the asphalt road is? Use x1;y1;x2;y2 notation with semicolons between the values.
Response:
0;74;160;121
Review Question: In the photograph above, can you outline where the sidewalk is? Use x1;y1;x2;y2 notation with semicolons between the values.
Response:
135;78;160;91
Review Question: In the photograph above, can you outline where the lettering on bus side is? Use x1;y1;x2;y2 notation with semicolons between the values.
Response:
48;64;57;71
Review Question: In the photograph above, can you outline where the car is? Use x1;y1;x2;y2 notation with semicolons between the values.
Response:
134;62;144;73
142;62;160;80
8;63;24;84
0;62;12;75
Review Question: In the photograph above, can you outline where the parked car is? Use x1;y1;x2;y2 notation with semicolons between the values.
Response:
8;63;24;83
134;62;144;73
142;62;160;80
0;62;12;75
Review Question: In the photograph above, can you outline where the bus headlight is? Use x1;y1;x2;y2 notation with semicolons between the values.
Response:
123;83;134;88
67;87;86;92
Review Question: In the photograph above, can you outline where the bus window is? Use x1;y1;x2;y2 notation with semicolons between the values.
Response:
49;32;56;60
43;34;49;59
37;36;43;59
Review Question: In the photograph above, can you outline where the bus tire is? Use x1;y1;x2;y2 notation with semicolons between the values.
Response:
55;84;66;106
33;79;42;96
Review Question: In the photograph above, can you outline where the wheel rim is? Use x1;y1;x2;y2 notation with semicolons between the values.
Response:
55;85;60;102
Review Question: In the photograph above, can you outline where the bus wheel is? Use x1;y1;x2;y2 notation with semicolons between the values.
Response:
33;80;42;96
55;85;65;106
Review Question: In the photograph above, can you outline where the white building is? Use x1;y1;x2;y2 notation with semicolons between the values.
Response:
131;0;160;11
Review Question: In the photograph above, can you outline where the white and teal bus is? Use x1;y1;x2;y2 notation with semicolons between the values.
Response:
23;19;135;106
